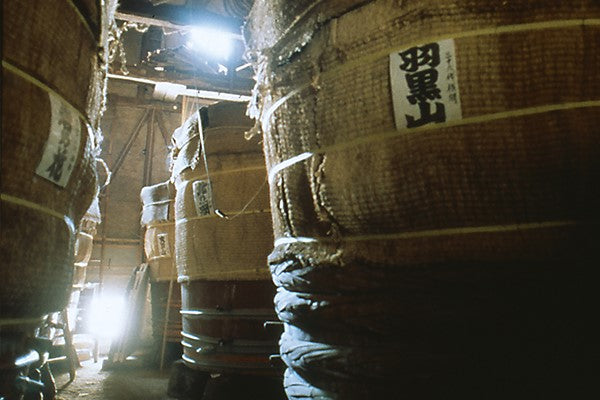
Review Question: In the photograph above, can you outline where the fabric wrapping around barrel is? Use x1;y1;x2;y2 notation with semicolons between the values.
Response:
73;197;101;288
1;0;116;319
171;103;273;282
245;0;600;397
74;197;102;267
141;181;177;282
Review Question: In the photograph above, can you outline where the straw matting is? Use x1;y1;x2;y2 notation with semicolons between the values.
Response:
246;0;600;397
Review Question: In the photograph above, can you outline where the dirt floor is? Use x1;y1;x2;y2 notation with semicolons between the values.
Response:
51;357;286;400
54;358;173;400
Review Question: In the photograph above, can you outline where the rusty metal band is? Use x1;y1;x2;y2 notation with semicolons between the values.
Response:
181;332;276;354
180;308;275;319
181;353;273;371
177;269;271;283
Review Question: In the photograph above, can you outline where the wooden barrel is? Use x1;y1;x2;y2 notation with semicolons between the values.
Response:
150;281;183;344
245;0;600;397
1;0;115;320
73;197;102;288
141;181;177;282
141;181;182;345
171;102;278;375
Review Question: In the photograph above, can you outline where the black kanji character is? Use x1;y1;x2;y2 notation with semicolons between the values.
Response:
445;51;453;63
398;43;440;72
405;68;442;104
405;101;446;128
58;120;72;148
46;148;67;182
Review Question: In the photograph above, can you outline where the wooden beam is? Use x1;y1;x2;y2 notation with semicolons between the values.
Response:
110;109;150;179
109;64;254;95
116;0;243;35
142;109;156;187
156;111;174;148
114;11;243;41
106;94;182;112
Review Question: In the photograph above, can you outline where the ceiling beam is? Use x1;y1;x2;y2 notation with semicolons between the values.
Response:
116;0;243;36
106;94;184;111
109;64;254;95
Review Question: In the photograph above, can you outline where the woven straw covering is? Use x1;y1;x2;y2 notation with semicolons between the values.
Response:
74;197;102;267
141;181;177;282
246;0;600;397
73;197;101;287
171;102;273;281
1;0;115;319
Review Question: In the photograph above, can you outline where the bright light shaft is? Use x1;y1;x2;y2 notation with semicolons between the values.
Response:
88;294;126;339
187;27;233;60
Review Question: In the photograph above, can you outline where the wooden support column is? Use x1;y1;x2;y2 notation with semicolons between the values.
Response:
110;109;150;180
142;108;156;187
156;111;172;148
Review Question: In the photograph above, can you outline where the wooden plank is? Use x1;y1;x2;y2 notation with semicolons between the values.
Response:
109;64;254;95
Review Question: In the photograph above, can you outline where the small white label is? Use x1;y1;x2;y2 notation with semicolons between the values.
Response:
156;233;171;257
390;39;462;130
36;93;82;187
192;180;214;216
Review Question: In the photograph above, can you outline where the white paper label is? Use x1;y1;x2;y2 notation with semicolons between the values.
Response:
36;93;81;187
192;180;214;216
156;233;171;257
390;39;462;130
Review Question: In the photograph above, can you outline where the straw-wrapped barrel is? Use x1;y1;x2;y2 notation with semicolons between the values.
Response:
141;181;182;344
1;0;115;320
141;182;177;282
245;0;600;397
171;102;278;374
73;197;102;288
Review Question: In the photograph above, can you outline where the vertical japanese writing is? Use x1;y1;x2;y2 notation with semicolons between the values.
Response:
445;50;459;105
398;43;445;127
45;104;71;182
390;39;462;130
193;180;214;216
36;93;82;187
157;233;171;257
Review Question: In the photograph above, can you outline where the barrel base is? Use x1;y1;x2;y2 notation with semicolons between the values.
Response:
180;280;280;376
167;359;209;400
168;359;286;400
